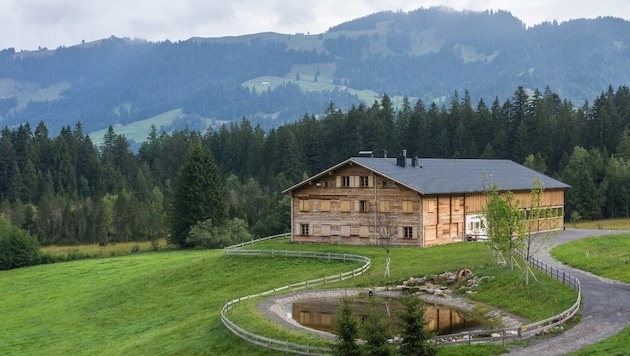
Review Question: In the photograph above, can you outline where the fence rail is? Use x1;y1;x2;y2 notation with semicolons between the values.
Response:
220;233;369;355
220;235;582;353
512;249;582;339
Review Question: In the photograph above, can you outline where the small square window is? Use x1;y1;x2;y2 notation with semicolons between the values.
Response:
403;227;413;239
301;224;310;235
382;181;388;188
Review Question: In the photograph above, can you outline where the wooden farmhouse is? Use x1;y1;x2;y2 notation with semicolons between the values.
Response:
283;151;570;247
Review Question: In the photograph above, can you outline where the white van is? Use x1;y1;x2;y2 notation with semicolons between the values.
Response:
465;214;488;241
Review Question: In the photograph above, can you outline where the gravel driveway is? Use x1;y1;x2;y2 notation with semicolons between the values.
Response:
508;229;630;355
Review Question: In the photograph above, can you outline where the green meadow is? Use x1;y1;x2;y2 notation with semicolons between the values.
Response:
0;238;581;355
551;233;630;355
551;234;630;283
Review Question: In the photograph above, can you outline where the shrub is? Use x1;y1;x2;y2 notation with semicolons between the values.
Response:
186;218;252;248
0;215;42;270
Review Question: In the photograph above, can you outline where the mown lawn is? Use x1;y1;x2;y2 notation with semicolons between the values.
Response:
1;239;579;355
551;234;630;283
0;249;360;355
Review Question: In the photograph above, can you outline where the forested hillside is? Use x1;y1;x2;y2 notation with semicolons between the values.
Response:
1;85;629;247
1;7;630;139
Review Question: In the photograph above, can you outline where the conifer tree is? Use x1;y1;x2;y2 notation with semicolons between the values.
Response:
333;296;361;356
362;298;393;356
398;296;435;356
168;142;226;248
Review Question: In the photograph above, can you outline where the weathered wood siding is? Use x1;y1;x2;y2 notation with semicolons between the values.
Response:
290;164;565;246
290;164;424;246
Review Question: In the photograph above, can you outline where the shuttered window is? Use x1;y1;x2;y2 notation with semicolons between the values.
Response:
402;200;413;213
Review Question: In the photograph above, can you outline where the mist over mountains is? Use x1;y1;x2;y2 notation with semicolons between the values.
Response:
1;7;629;139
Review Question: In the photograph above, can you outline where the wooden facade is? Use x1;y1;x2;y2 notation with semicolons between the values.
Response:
285;158;566;247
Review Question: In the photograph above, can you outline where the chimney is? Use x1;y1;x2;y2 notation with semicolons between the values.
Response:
396;150;407;168
383;150;388;158
411;156;417;167
358;150;373;158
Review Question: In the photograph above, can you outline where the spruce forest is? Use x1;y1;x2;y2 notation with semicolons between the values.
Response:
1;84;629;246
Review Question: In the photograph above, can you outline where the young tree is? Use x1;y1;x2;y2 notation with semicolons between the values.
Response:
520;179;561;284
362;298;393;356
333;296;361;356
482;183;525;268
398;296;436;356
373;211;397;278
168;142;226;248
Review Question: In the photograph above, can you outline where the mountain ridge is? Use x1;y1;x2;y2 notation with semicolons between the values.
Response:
1;7;629;141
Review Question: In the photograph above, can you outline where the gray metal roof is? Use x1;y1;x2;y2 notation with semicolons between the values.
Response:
350;157;570;194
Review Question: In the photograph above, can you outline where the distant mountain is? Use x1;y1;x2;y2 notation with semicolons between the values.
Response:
1;7;629;140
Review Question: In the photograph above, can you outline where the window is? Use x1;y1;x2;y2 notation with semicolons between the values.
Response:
320;225;331;236
359;200;368;212
428;200;435;213
402;200;413;213
403;227;413;239
359;226;370;238
299;199;310;212
382;181;388;188
342;176;351;187
320;200;331;212
340;225;351;237
301;224;310;235
340;200;351;212
360;176;369;187
454;198;460;211
379;200;390;212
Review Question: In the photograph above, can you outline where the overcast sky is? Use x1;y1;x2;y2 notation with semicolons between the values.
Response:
2;0;629;51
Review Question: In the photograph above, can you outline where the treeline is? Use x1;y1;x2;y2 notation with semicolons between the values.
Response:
1;85;630;246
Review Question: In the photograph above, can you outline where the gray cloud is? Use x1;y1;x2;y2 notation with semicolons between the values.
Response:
0;0;628;51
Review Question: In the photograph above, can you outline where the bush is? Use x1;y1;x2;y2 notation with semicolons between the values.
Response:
186;218;252;249
0;215;42;270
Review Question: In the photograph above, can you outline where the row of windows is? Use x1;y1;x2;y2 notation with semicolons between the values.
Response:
299;199;416;213
319;176;389;188
299;224;415;239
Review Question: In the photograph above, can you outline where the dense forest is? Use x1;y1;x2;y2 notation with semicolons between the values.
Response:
1;8;630;137
1;84;630;247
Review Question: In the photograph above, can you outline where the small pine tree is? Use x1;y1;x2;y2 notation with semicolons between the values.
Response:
398;296;436;356
333;296;361;356
362;298;393;356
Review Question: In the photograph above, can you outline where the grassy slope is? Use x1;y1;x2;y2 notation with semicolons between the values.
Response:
87;108;184;145
551;232;630;355
568;325;630;356
0;249;360;355
1;239;580;355
551;234;630;283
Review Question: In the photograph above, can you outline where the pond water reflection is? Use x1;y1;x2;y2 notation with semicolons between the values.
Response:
286;296;486;335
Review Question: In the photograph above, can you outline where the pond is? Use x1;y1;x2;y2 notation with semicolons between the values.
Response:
285;295;494;336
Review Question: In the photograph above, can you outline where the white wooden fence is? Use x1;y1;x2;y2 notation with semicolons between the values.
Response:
220;234;582;353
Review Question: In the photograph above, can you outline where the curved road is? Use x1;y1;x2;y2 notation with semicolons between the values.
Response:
508;229;630;355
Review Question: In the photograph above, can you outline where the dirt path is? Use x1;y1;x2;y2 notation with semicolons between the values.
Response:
507;229;630;355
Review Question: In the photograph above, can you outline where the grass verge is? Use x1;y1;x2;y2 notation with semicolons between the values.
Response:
551;234;630;283
567;325;630;355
